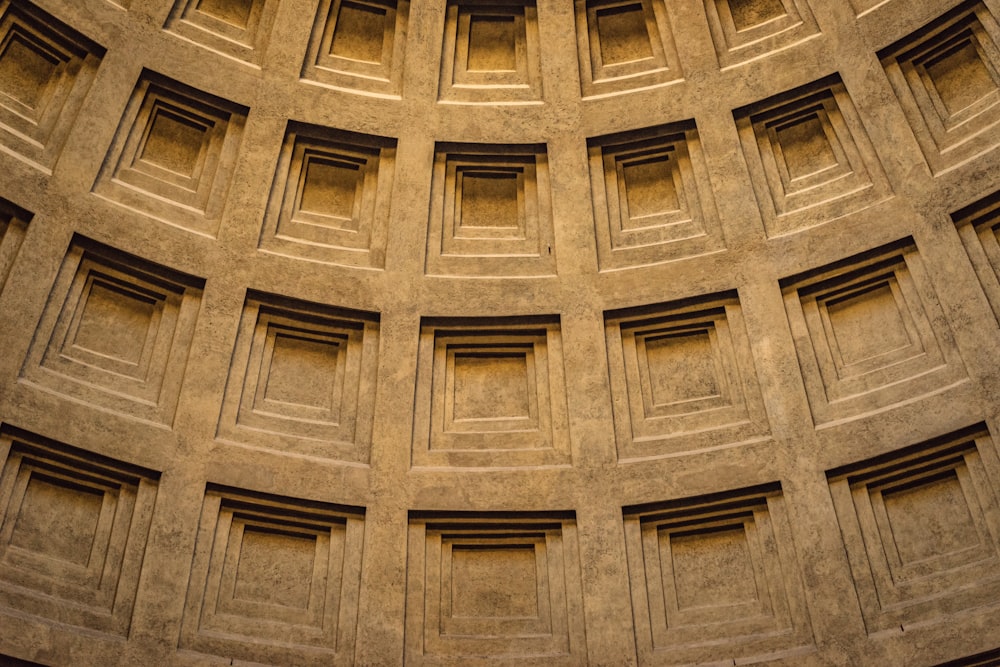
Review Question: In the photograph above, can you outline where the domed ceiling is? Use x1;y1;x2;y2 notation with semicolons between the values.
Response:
0;0;999;664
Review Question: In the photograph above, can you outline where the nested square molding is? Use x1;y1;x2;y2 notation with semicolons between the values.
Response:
412;316;571;468
20;235;204;425
0;0;103;172
605;291;769;460
735;74;892;237
703;0;819;67
624;484;814;664
164;0;280;65
217;291;379;463
574;0;682;97
405;511;586;665
780;237;967;426
426;143;555;277
880;1;1000;174
302;0;408;97
954;189;1000;324
438;0;542;103
588;121;725;270
259;122;395;268
179;485;365;663
93;70;248;237
827;425;1000;634
0;426;159;636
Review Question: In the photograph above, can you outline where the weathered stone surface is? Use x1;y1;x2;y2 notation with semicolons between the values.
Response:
0;0;999;665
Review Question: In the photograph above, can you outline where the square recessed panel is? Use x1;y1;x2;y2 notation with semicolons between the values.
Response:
297;155;362;224
213;519;329;626
11;473;105;566
448;544;540;620
880;2;1000;174
771;112;841;182
165;0;279;64
669;524;759;610
93;72;247;237
588;122;725;270
605;292;769;459
427;144;555;277
111;94;222;204
703;0;818;67
232;527;317;607
439;0;541;103
735;75;892;237
412;317;570;468
822;279;914;370
467;15;516;71
441;343;539;437
595;3;653;66
0;428;159;636
179;485;364;663
882;472;978;564
0;2;103;171
249;321;350;421
457;169;522;234
780;239;967;425
827;426;1000;634
440;537;551;638
449;164;529;243
261;332;344;410
66;274;163;375
624;485;814;664
217;292;379;463
642;331;719;406
405;513;586;664
450;349;533;423
632;324;731;418
926;40;996;115
294;153;362;228
137;106;210;179
575;0;681;97
0;33;58;108
331;1;387;62
46;268;174;386
20;236;204;425
303;0;407;96
259;123;395;268
620;155;679;220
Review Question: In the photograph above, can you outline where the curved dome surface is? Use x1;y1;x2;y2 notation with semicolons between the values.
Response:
0;0;999;664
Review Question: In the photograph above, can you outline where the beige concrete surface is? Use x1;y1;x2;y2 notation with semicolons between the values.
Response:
0;0;999;664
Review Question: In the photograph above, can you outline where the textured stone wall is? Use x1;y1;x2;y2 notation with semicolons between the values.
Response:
0;0;999;664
